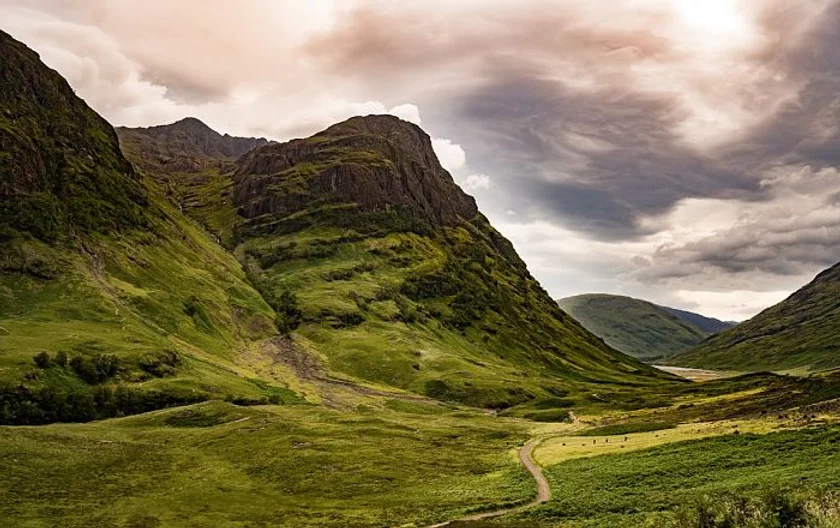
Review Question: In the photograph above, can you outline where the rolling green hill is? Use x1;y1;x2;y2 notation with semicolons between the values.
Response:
0;30;671;425
670;262;840;372
557;294;730;361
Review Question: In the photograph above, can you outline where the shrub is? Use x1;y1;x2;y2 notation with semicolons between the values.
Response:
670;489;840;528
33;351;51;369
272;289;302;334
70;354;120;384
138;349;182;378
54;350;68;368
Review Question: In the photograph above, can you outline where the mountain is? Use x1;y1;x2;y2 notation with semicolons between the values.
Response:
557;294;729;361
139;113;673;409
670;263;840;372
0;30;145;247
0;30;671;426
117;117;270;173
659;306;737;334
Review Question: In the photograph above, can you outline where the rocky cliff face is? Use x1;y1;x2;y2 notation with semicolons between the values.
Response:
117;117;270;173
233;115;478;231
0;30;144;241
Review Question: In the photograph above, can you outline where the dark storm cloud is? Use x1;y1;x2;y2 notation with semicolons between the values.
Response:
442;74;760;240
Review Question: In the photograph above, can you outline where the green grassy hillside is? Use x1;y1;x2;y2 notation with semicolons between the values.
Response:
0;30;296;424
670;262;840;372
557;294;715;361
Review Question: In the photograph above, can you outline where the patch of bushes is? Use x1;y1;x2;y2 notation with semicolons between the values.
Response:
69;353;120;384
269;289;302;334
138;349;182;378
521;409;571;423
423;379;535;409
318;309;365;328
33;351;51;369
324;268;355;281
0;383;207;425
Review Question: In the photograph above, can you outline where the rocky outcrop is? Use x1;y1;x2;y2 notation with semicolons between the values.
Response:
233;115;478;228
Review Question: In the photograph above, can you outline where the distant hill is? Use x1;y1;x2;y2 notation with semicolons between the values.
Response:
557;294;732;361
670;263;840;372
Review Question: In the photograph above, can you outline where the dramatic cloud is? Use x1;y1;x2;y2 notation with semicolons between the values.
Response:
3;0;839;320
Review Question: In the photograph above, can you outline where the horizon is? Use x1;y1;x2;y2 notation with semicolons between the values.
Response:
4;0;839;321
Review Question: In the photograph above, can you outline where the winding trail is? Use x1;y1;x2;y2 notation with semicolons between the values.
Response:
424;439;550;527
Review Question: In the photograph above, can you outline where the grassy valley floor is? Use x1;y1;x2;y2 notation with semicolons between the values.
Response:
0;400;534;528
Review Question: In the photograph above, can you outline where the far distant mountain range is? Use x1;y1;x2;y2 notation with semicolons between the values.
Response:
557;294;737;361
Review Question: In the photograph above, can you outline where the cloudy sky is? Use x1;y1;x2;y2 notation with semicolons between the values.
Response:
4;0;839;321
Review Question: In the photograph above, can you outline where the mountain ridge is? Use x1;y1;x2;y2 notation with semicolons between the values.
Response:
117;117;270;174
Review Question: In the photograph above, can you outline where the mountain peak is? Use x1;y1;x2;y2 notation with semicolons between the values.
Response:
234;114;478;232
165;116;216;133
321;114;421;136
117;118;270;173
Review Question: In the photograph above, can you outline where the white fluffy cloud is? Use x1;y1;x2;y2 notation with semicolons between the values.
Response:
462;174;492;191
388;103;422;125
431;138;467;172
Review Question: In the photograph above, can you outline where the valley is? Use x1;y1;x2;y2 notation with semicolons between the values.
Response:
1;26;840;528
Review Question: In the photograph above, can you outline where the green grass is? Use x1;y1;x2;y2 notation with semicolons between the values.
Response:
0;400;535;528
522;425;840;527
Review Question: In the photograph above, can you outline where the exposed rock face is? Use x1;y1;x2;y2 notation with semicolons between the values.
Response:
0;30;144;239
117;117;270;173
233;115;478;229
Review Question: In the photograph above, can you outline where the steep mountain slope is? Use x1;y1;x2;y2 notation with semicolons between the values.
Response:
0;30;294;424
557;294;720;360
659;306;736;334
126;115;673;410
671;263;840;372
